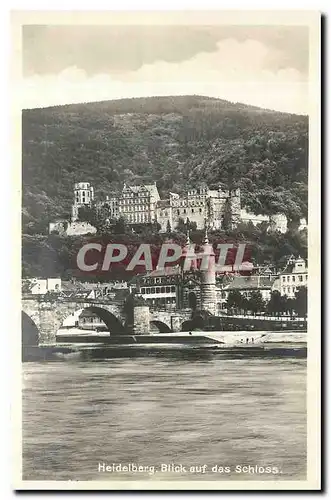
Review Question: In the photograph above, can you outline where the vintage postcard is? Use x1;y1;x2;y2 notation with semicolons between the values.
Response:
13;10;321;490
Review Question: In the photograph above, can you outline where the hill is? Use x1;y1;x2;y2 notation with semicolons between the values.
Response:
22;95;308;234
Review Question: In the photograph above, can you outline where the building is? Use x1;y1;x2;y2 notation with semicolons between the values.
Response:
71;182;94;222
131;267;181;310
50;182;97;236
23;277;62;295
270;213;288;233
49;181;298;237
218;275;277;311
240;209;288;233
272;256;308;297
103;195;119;219
299;218;308;231
156;185;241;232
118;183;160;224
130;230;221;314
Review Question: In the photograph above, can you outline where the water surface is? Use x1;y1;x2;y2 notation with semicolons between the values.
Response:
22;351;306;481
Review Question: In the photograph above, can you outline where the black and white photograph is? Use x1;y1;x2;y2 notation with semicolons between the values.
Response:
13;10;321;490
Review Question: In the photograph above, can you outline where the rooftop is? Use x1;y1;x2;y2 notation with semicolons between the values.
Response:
223;275;276;291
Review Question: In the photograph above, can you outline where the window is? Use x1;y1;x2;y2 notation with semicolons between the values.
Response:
299;275;303;282
192;209;194;214
292;275;295;282
305;274;308;281
287;276;290;282
166;286;171;293
171;286;176;292
151;287;155;294
161;287;165;293
177;209;180;215
199;208;202;213
156;288;160;294
282;276;286;282
292;287;295;293
287;287;291;293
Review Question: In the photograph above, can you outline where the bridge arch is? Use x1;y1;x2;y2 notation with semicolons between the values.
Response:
58;305;125;335
181;315;204;331
149;320;172;333
22;311;40;346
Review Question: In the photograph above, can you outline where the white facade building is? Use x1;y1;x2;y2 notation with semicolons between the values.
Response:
272;256;308;297
28;278;62;295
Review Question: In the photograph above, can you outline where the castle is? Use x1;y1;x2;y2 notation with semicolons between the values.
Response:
49;181;290;236
71;181;241;232
156;185;241;232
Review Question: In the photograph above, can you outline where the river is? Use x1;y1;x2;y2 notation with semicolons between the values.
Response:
22;347;306;482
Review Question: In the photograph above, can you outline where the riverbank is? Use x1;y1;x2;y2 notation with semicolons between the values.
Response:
22;330;307;362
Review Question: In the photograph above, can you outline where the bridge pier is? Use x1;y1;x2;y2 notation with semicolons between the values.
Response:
170;315;183;332
133;305;150;335
36;304;59;345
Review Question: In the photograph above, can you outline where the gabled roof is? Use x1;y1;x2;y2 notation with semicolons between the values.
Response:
223;275;276;291
144;184;160;200
122;183;160;200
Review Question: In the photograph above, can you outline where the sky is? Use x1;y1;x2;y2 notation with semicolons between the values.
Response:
21;25;309;114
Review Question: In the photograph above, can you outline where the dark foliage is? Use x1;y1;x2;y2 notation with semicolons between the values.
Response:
22;95;308;278
22;95;308;234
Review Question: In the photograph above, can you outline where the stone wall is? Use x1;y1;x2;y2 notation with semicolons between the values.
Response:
65;222;97;236
49;220;97;236
49;221;66;235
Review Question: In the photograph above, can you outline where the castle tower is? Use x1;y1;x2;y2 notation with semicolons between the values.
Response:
200;227;216;315
71;182;94;222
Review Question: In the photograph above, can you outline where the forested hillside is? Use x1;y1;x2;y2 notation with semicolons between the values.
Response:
22;95;308;235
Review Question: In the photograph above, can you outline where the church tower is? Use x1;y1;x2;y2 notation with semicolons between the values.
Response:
200;227;216;315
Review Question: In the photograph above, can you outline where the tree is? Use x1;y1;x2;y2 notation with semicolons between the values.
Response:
78;205;112;233
267;291;283;316
226;290;246;314
175;217;188;233
294;287;307;317
284;297;296;317
247;291;265;315
222;198;233;231
153;221;161;233
113;216;128;235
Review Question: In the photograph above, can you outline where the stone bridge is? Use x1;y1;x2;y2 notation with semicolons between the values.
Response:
22;296;193;346
149;309;192;333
